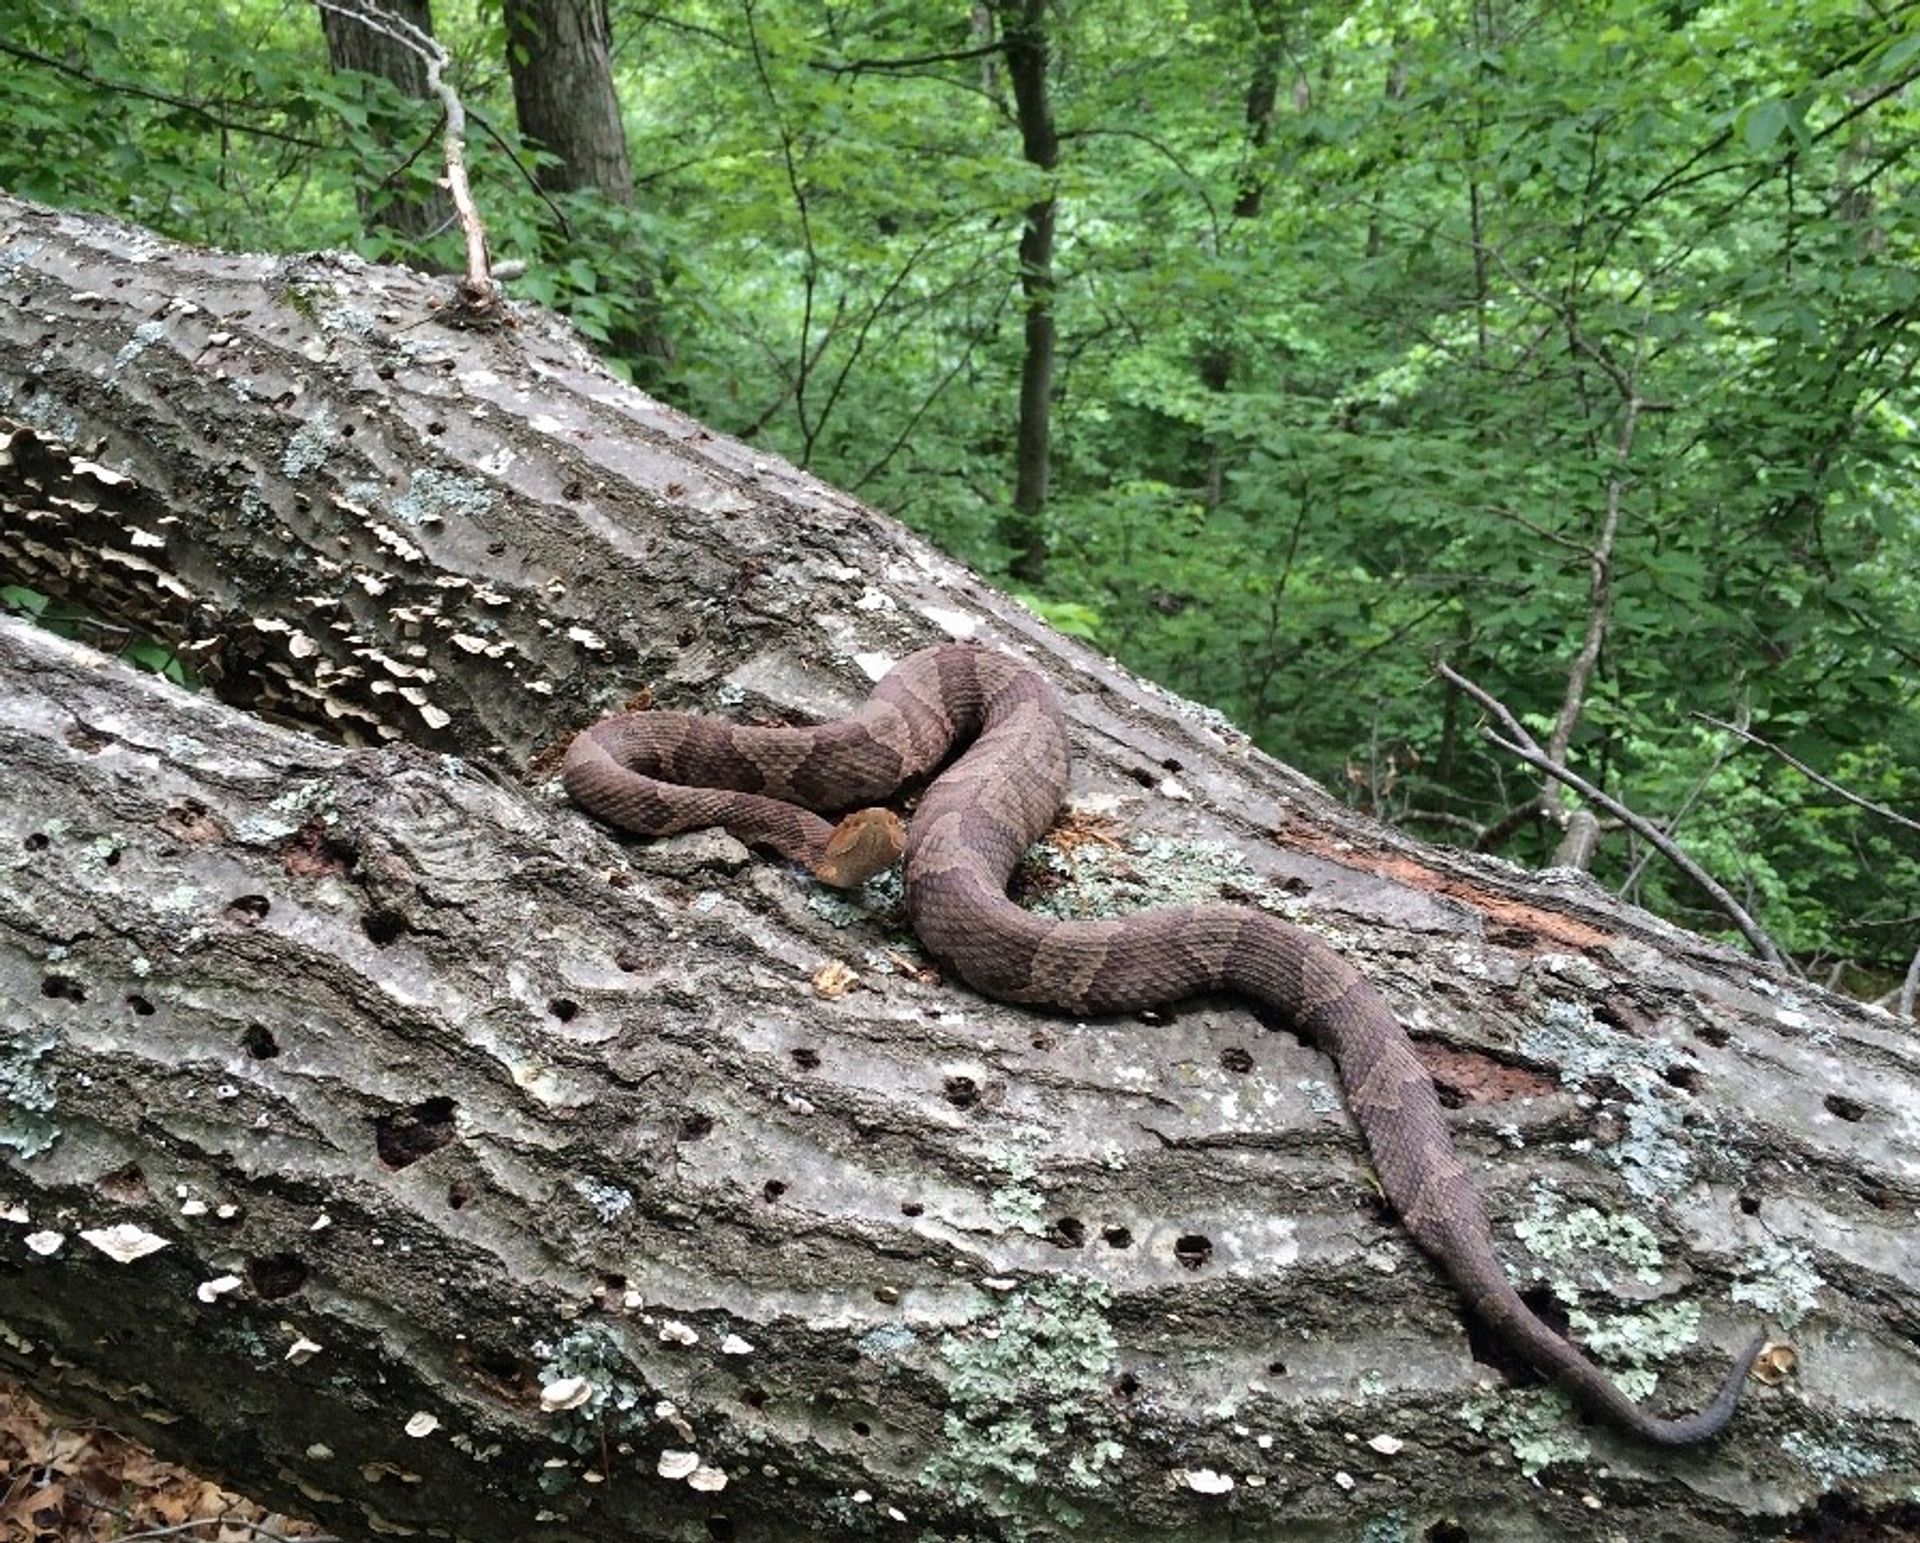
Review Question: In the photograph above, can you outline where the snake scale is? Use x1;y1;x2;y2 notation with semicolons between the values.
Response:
563;641;1762;1444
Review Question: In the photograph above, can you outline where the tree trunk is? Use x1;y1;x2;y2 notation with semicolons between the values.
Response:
2;193;1916;1542
317;0;456;246
998;0;1058;587
502;0;672;365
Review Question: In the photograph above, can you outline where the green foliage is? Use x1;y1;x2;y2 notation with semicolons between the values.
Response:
2;0;1914;978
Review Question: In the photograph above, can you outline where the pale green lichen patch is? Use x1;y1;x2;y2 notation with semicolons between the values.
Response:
924;1274;1125;1513
1514;1196;1665;1287
234;783;336;847
1511;1192;1703;1404
1731;1239;1824;1327
986;1150;1047;1237
1780;1426;1889;1487
530;1326;655;1490
1520;999;1724;1199
1025;832;1275;921
0;1030;60;1159
1564;1301;1703;1402
1360;1512;1414;1543
393;467;495;528
1458;1388;1591;1477
805;868;904;928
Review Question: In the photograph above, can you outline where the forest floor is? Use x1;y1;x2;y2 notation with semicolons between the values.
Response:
0;1375;326;1542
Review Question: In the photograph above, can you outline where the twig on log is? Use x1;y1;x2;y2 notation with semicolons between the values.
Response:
311;0;497;310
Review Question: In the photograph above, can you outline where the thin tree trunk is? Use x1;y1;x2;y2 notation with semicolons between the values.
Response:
999;0;1058;586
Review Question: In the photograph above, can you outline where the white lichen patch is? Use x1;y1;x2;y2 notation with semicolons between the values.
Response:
287;1336;323;1364
687;1466;728;1493
404;1412;440;1438
1183;1468;1233;1494
658;1320;700;1346
24;1231;63;1256
719;1334;753;1356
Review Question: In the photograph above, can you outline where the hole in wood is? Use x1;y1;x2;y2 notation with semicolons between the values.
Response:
1173;1234;1212;1270
243;1023;279;1059
225;894;271;925
1825;1093;1867;1122
375;1095;457;1168
247;1252;309;1300
362;909;408;945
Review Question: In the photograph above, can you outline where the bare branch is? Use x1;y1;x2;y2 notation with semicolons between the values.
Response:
1436;664;1789;968
0;41;330;150
815;41;1004;76
1694;712;1920;836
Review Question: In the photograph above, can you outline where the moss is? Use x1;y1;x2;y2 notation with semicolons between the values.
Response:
923;1274;1125;1523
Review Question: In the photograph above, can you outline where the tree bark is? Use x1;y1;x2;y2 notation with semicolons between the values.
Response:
2;194;1917;1542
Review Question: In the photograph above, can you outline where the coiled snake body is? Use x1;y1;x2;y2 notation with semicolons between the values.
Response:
564;642;1761;1443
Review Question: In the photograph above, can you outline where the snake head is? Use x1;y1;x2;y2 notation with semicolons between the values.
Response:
814;807;906;888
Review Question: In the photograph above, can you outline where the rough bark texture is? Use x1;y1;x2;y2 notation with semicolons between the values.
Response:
2;194;1918;1542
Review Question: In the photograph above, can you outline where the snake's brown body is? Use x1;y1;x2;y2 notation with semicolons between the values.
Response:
564;642;1761;1444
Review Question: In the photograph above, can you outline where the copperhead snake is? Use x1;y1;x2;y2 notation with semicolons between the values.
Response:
563;642;1762;1444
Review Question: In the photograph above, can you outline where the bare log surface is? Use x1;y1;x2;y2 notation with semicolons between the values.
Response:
2;194;1917;1541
